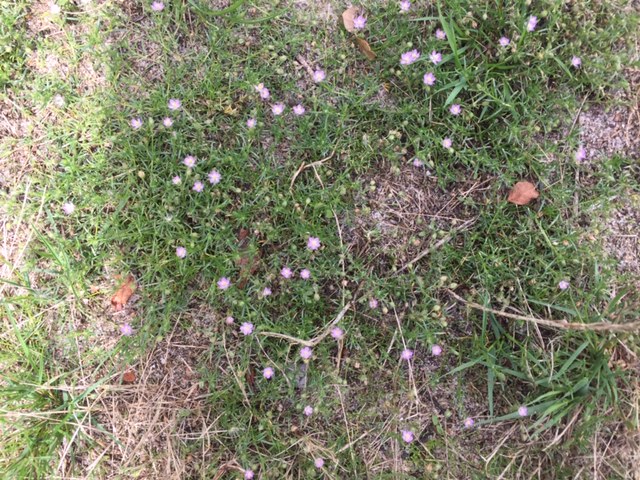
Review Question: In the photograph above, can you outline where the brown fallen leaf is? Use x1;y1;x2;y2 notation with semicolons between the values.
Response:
355;37;376;60
508;181;539;205
111;274;136;311
122;370;136;384
342;6;358;32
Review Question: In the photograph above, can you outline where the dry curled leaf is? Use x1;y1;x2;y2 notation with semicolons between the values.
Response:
342;6;358;32
508;181;539;205
111;274;136;311
122;370;136;384
355;37;376;60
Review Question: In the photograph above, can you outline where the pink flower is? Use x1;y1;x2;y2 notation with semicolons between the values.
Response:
293;104;306;116
353;15;366;30
217;277;231;290
247;118;257;128
300;268;311;279
401;429;414;443
280;267;293;279
263;367;274;379
208;169;221;185
176;246;187;258
464;417;475;428
527;15;538;32
518;406;528;417
50;3;61;14
130;117;143;129
120;323;133;336
193;181;204;192
571;56;582;68
499;36;510;47
399;0;411;12
450;104;461;115
151;1;164;11
400;49;420;65
259;87;270;99
442;137;452;149
172;175;181;185
423;72;436;86
225;316;235;325
240;322;254;335
303;405;313;416
162;117;173;127
271;103;285;115
244;470;254;480
369;298;379;309
412;158;424;167
168;98;181;110
254;83;265;92
183;155;196;168
262;287;272;297
429;50;442;65
312;69;326;83
314;458;324;469
331;327;344;340
307;236;321;251
300;346;313;359
575;146;586;162
558;280;570;290
435;28;446;40
62;202;75;215
431;344;442;356
400;348;414;361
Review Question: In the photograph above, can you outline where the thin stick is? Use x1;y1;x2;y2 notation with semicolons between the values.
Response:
289;150;334;192
447;289;640;333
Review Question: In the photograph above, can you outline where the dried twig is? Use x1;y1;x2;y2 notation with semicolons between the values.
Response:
447;289;640;333
289;150;335;192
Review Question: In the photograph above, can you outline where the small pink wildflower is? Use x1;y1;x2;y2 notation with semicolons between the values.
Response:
307;236;321;251
450;104;462;115
271;103;285;116
176;246;187;258
401;348;414;361
259;87;270;99
431;344;442;356
151;1;164;11
464;417;475;428
50;3;61;14
240;322;254;335
293;104;306;116
217;277;231;290
162;117;173;127
423;72;436;86
62;202;75;215
412;158;424;167
192;181;204;192
429;50;442;65
312;69;326;83
353;15;367;30
558;280;570;290
246;118;257;128
499;36;510;47
172;175;181;185
571;56;582;68
575;146;587;162
168;98;181;110
262;287;272;297
442;137;452;149
183;155;196;168
244;470;254;480
225;316;235;325
208;169;221;185
400;49;420;65
435;28;446;40
300;268;311;279
130;117;143;129
399;1;411;12
263;367;274;379
314;458;324;469
303;405;313;416
518;406;529;417
300;346;313;360
401;430;414;443
120;323;133;336
527;15;538;32
369;298;379;309
331;327;344;340
280;267;293;279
